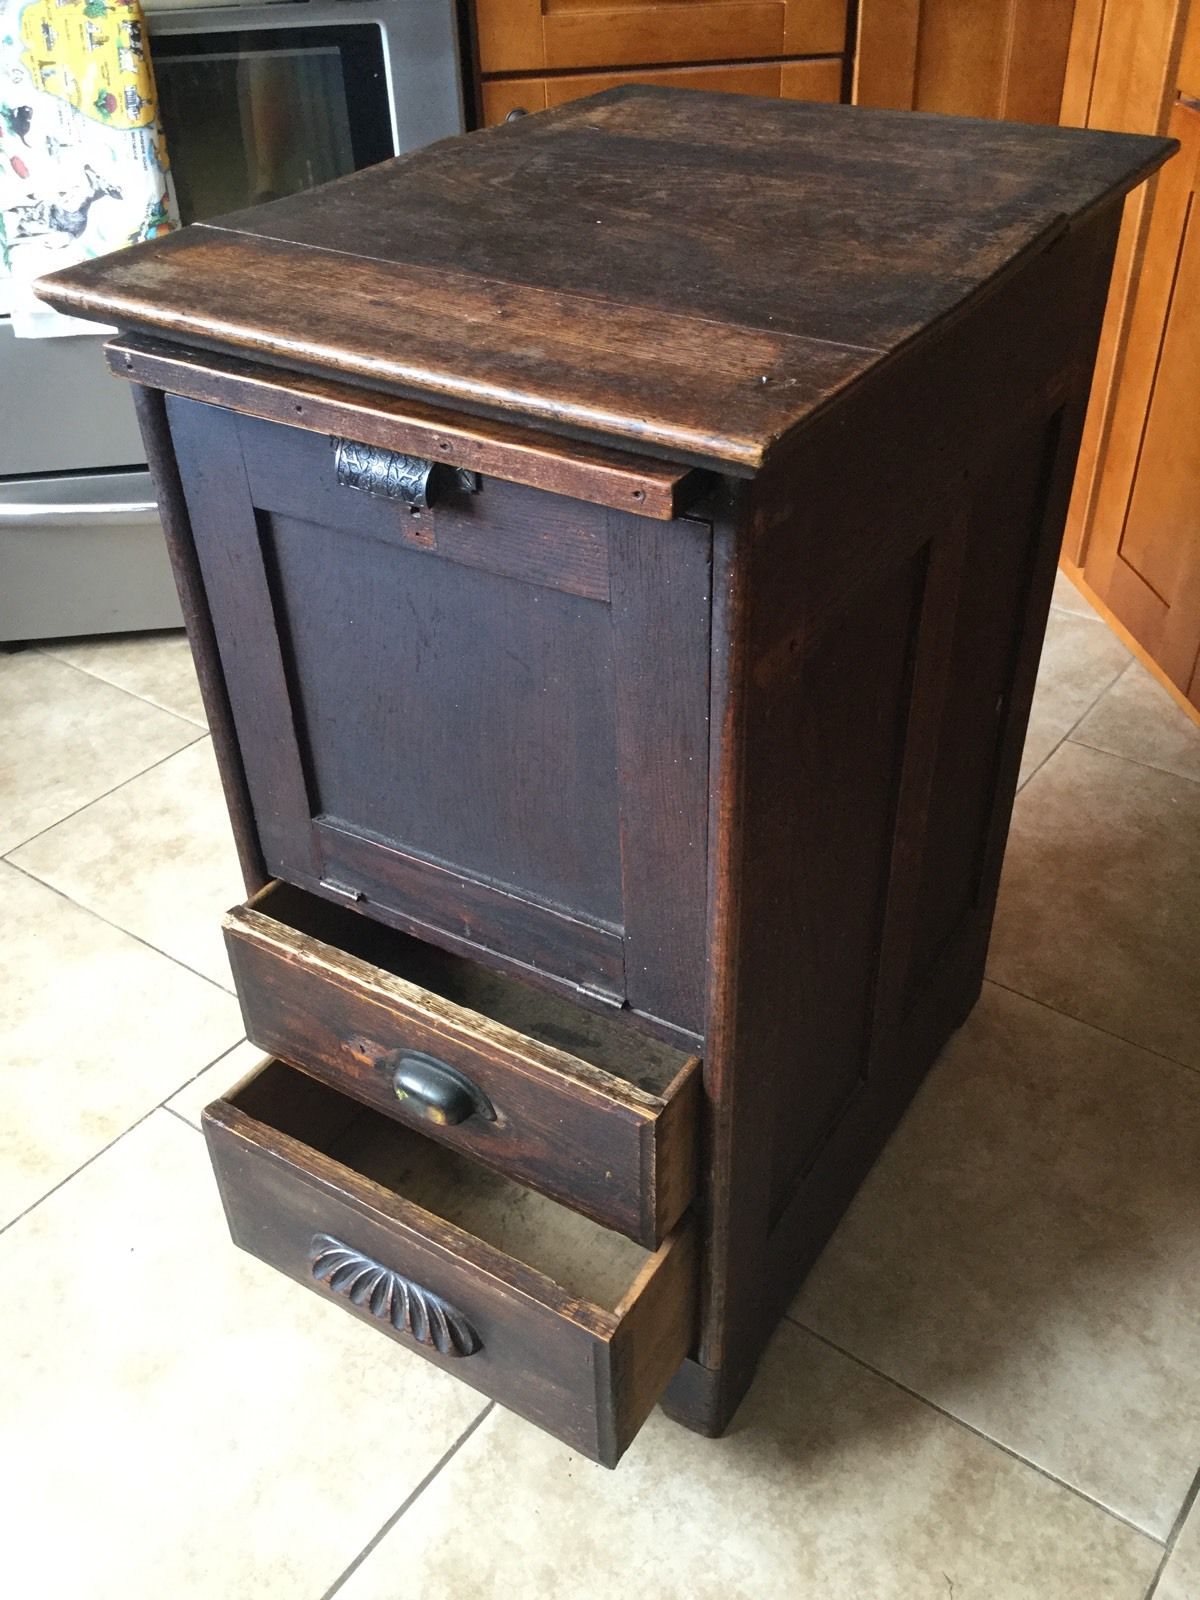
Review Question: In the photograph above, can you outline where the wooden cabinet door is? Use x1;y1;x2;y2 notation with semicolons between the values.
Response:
1082;99;1200;708
475;0;846;75
167;397;712;1031
481;57;843;125
855;0;1076;123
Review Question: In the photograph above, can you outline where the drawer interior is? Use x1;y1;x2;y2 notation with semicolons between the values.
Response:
233;1058;654;1310
252;882;693;1098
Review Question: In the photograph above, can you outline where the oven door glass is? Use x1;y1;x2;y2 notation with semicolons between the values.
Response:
152;26;394;223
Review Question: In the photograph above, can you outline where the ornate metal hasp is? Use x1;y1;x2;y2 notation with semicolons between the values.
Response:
310;1234;481;1356
333;438;481;509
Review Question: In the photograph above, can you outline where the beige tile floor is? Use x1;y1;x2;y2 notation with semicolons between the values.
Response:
2;577;1198;1599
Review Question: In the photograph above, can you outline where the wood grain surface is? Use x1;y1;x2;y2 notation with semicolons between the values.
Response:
224;882;700;1247
204;1058;697;1466
38;88;1172;471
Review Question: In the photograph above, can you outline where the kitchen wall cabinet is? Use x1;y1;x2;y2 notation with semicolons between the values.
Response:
474;0;846;75
1058;0;1199;717
472;0;849;127
1076;98;1200;709
854;0;1077;124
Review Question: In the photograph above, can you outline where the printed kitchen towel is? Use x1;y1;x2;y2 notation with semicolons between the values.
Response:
0;0;174;335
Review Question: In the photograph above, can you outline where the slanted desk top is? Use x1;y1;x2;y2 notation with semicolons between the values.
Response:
36;88;1171;472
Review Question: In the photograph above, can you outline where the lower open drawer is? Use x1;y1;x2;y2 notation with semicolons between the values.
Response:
203;1058;696;1467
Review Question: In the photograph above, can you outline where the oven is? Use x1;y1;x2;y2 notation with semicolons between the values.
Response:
0;0;465;641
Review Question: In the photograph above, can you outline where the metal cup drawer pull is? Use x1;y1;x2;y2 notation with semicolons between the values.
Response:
310;1235;481;1357
332;437;481;508
386;1050;496;1127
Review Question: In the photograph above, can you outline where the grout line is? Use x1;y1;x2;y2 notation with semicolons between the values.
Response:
983;975;1200;1077
2;856;239;1000
162;1104;204;1133
0;1105;161;1240
36;642;209;730
1;728;210;858
1014;658;1132;793
1065;732;1200;789
1143;1458;1200;1599
319;1403;496;1600
1048;600;1106;624
0;1031;242;1239
787;1320;1166;1547
160;1037;252;1125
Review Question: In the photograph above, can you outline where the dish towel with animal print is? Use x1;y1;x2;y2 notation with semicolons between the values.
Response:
0;0;175;335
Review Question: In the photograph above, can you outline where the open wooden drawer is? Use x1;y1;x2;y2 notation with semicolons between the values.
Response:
203;1059;696;1467
224;883;701;1248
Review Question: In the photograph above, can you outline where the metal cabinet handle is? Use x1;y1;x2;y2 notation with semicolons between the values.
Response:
386;1050;496;1126
504;107;528;122
332;437;481;509
310;1235;481;1356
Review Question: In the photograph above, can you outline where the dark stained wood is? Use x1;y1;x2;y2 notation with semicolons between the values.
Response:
236;410;615;603
313;822;628;1001
38;90;1172;472
166;395;321;885
129;385;268;895
204;1057;697;1467
165;389;712;1024
672;201;1127;1424
609;510;711;1029
68;93;1169;1460
109;335;700;521
224;882;700;1247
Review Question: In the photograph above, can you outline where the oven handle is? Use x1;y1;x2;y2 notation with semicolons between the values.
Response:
0;477;160;527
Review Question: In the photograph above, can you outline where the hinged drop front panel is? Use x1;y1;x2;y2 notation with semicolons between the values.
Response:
167;396;711;1032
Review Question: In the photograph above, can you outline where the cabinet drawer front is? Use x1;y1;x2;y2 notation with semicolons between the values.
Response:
203;1060;696;1467
476;0;846;74
225;883;701;1248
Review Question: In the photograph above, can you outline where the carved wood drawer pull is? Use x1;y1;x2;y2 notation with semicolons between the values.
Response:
309;1234;481;1356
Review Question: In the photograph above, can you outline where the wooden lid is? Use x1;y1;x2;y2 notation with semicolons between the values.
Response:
37;88;1173;473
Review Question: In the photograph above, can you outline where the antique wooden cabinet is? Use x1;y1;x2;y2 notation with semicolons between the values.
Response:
38;91;1171;1465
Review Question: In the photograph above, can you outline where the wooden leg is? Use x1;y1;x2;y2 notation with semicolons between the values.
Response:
659;1355;756;1439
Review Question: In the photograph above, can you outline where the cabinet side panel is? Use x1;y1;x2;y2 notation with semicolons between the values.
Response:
762;551;926;1216
904;408;1066;989
691;205;1125;1405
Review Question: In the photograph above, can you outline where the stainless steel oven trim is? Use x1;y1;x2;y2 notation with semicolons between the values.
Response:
145;0;466;161
0;470;160;528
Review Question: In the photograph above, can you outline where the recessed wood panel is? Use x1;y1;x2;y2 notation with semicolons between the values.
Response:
856;0;1076;123
762;549;925;1216
906;409;1066;988
166;392;712;1023
476;0;846;75
1083;99;1200;699
262;509;624;925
